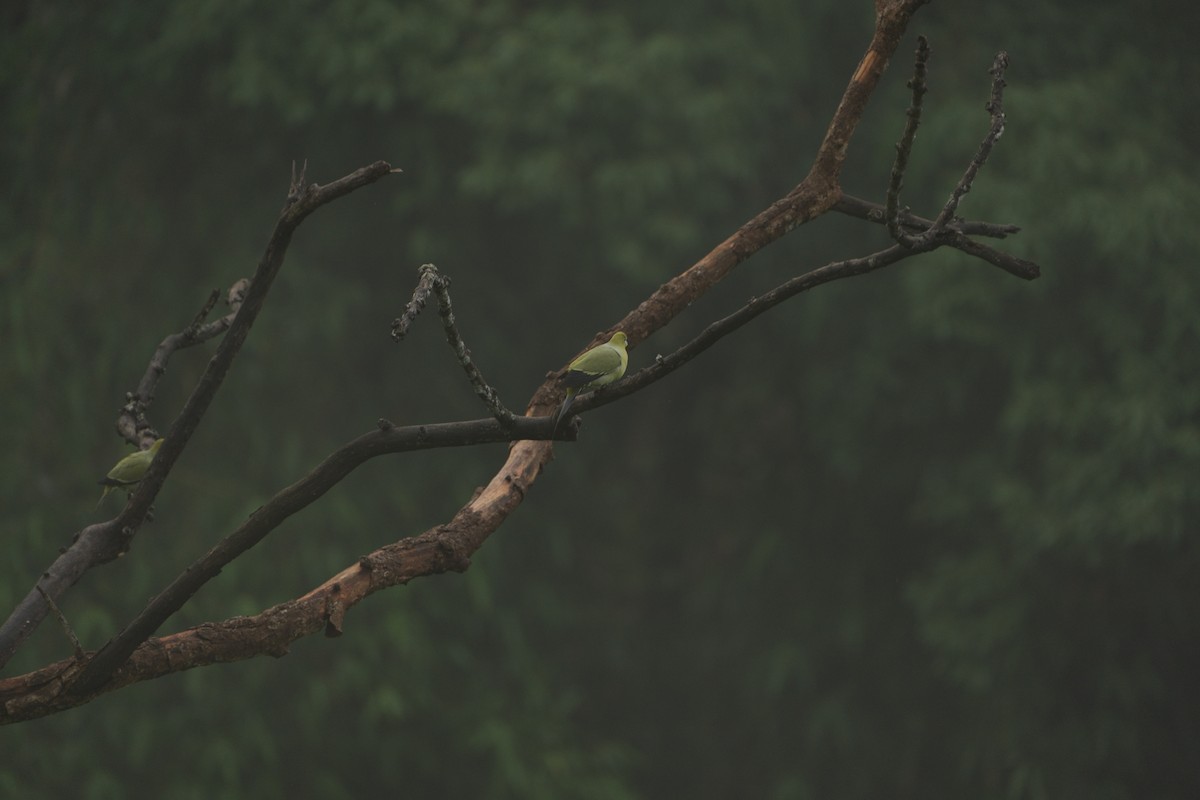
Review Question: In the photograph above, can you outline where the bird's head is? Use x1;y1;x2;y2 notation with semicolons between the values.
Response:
610;332;628;347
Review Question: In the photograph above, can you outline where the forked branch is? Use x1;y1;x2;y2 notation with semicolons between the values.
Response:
0;162;395;673
391;264;518;426
0;1;1042;723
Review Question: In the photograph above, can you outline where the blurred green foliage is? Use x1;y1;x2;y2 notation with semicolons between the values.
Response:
2;0;1198;797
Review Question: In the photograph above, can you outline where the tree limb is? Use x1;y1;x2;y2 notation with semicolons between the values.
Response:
895;47;1012;249
4;0;927;712
116;279;250;444
391;264;518;426
1;1;1049;722
0;284;246;669
832;194;1020;238
0;162;395;672
886;35;931;246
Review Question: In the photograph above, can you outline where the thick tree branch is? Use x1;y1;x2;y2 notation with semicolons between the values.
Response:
1;505;504;720
587;244;925;411
66;413;559;698
0;229;1008;720
580;234;1037;415
590;0;932;354
2;419;555;720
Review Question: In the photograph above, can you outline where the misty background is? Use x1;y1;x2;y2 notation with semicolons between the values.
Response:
2;1;1198;797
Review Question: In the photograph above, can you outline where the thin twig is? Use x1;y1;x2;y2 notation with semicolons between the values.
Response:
189;290;220;329
116;279;251;445
390;266;438;341
833;195;1035;279
886;35;930;247
833;195;1019;238
35;584;83;658
921;50;1010;237
945;231;1039;280
392;265;517;426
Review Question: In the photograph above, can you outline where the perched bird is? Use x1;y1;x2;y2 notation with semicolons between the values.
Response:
97;438;164;506
554;332;629;433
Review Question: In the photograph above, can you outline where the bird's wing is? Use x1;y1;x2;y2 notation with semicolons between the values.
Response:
98;476;141;488
563;351;622;389
567;344;622;376
106;452;150;484
562;368;598;389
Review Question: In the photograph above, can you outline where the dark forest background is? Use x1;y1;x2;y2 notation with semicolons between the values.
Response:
2;1;1198;797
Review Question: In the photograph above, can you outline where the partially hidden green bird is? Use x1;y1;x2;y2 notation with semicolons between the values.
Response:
554;331;628;433
97;438;164;506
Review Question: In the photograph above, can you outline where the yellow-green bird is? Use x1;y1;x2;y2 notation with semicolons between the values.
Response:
554;332;629;432
97;438;164;506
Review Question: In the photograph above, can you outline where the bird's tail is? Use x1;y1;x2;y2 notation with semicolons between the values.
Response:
96;478;134;509
551;391;577;439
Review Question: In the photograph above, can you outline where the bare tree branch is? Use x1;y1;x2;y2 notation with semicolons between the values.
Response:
0;223;1026;721
0;161;395;672
34;586;83;660
886;35;931;246
944;231;1040;280
897;48;1012;249
4;0;929;712
66;413;566;699
833;194;1020;238
0;1;1045;722
834;196;1037;281
847;39;1036;283
115;279;250;445
71;258;552;696
586;0;935;355
924;50;1010;235
391;264;518;426
58;163;395;692
0;284;247;669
